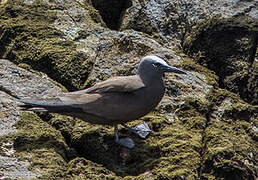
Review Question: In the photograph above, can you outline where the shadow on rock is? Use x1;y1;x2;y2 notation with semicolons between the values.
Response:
71;131;161;176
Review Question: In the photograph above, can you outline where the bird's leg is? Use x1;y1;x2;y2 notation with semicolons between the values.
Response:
122;121;151;139
114;124;119;142
114;125;135;149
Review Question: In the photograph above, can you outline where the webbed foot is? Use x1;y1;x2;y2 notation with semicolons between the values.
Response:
116;137;135;149
122;121;151;139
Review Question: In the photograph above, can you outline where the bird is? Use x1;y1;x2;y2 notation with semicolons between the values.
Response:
20;55;187;149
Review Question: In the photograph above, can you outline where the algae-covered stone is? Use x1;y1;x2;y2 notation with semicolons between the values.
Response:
183;16;258;105
0;1;94;91
0;92;37;179
0;0;257;179
14;112;69;178
200;89;258;179
66;157;117;179
0;58;70;178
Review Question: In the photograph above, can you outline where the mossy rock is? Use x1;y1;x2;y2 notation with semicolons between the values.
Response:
200;89;258;179
183;15;258;105
1;1;257;179
13;112;69;178
0;1;94;91
65;157;117;179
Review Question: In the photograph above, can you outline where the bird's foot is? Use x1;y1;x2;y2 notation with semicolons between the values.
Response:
123;121;151;139
116;137;135;149
114;125;135;149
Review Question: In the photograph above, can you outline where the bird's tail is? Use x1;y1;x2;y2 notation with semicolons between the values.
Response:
19;98;82;113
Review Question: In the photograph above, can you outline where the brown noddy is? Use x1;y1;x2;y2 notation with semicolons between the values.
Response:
20;55;187;149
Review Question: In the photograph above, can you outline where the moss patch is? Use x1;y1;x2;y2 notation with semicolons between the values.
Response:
183;15;258;105
179;53;219;87
200;89;258;179
4;84;256;179
65;157;117;179
69;112;203;179
13;112;69;178
0;1;94;91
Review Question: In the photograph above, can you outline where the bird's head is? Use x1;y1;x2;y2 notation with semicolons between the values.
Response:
138;55;187;79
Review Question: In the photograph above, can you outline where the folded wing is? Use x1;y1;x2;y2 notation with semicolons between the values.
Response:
20;75;146;122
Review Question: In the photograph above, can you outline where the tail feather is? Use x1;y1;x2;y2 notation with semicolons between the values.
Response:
20;98;65;107
19;98;83;113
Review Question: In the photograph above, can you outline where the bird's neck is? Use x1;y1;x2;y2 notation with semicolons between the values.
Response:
139;72;164;87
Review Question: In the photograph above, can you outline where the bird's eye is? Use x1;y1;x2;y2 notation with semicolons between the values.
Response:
153;62;161;67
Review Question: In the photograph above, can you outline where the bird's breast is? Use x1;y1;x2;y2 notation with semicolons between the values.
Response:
117;83;165;122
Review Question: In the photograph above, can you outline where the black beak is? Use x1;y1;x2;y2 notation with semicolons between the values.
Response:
163;65;187;74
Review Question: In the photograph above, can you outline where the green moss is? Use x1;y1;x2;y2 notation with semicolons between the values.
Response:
200;88;257;179
64;110;203;179
183;15;257;57
202;120;257;179
182;55;219;87
66;157;117;179
86;6;105;25
9;89;256;179
206;88;258;117
14;112;68;178
171;88;257;179
183;15;258;105
151;111;204;178
1;2;256;178
0;1;94;91
47;114;76;142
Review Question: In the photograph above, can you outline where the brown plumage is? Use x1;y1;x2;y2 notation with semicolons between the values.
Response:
21;74;164;125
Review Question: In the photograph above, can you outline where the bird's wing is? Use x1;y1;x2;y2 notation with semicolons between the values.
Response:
66;75;146;94
57;75;146;121
20;75;147;123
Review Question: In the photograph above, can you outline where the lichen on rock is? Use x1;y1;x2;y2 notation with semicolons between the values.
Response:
0;0;257;179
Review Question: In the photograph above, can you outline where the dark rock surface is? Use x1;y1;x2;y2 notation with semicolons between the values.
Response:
183;16;258;105
0;0;257;179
